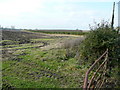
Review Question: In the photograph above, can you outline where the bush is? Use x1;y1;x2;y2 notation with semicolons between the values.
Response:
77;21;120;65
76;21;120;87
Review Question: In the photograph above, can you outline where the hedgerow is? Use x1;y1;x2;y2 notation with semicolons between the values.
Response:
77;21;120;65
76;21;120;87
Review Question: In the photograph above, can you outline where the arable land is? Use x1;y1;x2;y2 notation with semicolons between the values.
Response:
2;30;86;88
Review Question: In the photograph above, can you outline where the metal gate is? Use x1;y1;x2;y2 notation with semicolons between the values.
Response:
83;49;108;89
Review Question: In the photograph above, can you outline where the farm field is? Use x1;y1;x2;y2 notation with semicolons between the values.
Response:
27;29;88;35
2;30;87;88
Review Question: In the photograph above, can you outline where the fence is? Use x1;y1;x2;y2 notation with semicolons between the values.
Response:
83;49;108;89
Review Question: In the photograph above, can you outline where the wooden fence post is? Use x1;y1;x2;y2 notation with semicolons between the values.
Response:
111;2;115;30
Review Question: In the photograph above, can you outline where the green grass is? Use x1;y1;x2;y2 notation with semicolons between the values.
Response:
1;40;20;45
0;40;12;43
2;38;54;50
3;76;59;88
2;48;86;88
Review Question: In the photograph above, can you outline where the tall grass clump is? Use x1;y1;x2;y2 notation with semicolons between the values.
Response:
64;37;85;59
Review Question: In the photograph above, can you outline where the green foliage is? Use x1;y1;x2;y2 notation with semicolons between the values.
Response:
78;21;120;65
76;21;120;87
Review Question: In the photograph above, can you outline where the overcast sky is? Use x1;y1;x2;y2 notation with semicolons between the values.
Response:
0;0;119;30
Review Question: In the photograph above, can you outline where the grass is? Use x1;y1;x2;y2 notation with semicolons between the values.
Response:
1;40;20;45
2;30;87;88
3;75;60;88
1;37;55;50
2;47;86;88
2;38;53;50
0;40;12;43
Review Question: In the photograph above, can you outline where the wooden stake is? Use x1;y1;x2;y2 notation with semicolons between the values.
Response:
111;2;115;30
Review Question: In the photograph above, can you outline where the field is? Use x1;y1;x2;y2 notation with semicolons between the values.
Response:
27;30;88;35
2;30;87;88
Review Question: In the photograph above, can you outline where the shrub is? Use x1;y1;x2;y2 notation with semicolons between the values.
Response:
77;21;120;65
76;21;120;87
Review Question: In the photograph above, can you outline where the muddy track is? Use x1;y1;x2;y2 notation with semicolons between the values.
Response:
2;61;64;81
1;42;48;52
27;69;63;80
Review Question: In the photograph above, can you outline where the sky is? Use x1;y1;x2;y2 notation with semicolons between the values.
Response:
0;0;119;30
